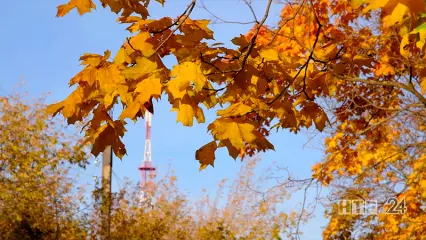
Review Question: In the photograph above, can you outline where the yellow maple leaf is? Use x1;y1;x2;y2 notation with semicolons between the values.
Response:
364;0;425;20
114;47;132;65
170;61;207;93
363;0;389;13
351;0;364;9
249;97;270;111
400;35;410;57
79;50;110;66
167;80;187;100
122;57;158;80
128;32;155;57
68;51;112;87
208;118;256;149
196;141;217;170
96;65;126;94
180;19;214;40
134;76;162;103
56;0;96;17
71;68;97;86
417;29;426;49
232;34;250;49
171;96;205;126
46;100;65;117
217;103;252;118
383;2;409;27
98;0;148;18
103;94;115;108
177;103;194;126
61;89;84;118
259;48;279;61
420;78;426;94
90;122;127;159
119;102;141;120
155;0;166;6
115;84;131;105
102;84;129;108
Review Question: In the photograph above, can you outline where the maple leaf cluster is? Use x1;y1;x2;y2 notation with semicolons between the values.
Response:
50;0;332;169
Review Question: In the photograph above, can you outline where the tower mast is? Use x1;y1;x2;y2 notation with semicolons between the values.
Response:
139;111;156;201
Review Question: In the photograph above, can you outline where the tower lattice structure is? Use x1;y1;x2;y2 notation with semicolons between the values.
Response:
138;111;156;201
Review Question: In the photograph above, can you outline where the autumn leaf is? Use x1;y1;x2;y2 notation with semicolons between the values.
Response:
313;110;328;132
171;95;205;126
122;57;158;80
119;101;141;120
114;47;132;65
353;55;373;67
180;19;214;40
97;65;127;95
362;0;389;13
155;0;166;6
218;139;240;160
169;61;207;93
167;80;187;100
89;121;127;159
173;101;194;126
208;118;256;149
134;76;162;103
216;103;252;118
383;3;409;27
196;141;217;170
57;0;96;17
80;50;110;66
128;32;156;57
46;100;65;117
420;78;426;94
232;34;250;49
259;48;279;61
99;0;149;18
351;0;364;9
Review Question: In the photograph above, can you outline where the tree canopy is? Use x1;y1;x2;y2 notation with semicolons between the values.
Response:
47;0;426;238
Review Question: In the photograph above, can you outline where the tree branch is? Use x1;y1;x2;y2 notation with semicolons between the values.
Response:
342;77;426;107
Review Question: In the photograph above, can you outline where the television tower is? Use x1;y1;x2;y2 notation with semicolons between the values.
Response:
138;111;156;203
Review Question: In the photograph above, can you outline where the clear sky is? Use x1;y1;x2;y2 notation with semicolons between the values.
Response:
0;0;328;239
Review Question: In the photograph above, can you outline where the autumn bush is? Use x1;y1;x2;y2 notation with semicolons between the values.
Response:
86;157;299;239
0;92;301;239
0;93;90;239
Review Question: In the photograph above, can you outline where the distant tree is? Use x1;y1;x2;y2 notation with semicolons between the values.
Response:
86;157;299;239
0;91;303;239
0;92;90;239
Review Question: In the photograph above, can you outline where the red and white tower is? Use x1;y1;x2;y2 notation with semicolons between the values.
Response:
139;111;156;199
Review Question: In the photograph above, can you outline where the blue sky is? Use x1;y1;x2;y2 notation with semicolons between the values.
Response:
0;0;328;238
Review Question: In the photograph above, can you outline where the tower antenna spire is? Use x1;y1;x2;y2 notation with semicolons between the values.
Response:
139;111;156;204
